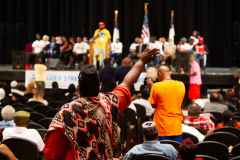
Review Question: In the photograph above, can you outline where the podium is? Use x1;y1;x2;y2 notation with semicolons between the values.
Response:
89;42;110;65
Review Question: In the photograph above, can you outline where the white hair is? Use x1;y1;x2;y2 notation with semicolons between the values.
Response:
1;105;15;121
43;35;49;41
146;67;158;81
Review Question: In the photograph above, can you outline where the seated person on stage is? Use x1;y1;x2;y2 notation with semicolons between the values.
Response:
71;37;89;68
189;38;195;50
149;36;162;67
28;89;48;106
159;37;169;55
42;49;160;160
0;129;18;160
123;121;177;160
177;37;191;53
42;35;50;46
128;89;155;117
0;89;8;107
134;38;148;59
56;36;63;46
10;80;24;100
0;105;15;129
111;38;123;66
58;36;73;66
164;38;177;67
204;91;228;113
26;33;46;69
192;36;209;67
3;111;44;152
184;103;215;131
42;36;60;62
128;37;140;58
216;110;240;129
177;138;203;160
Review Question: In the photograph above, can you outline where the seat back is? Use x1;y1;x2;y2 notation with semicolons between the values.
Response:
232;144;240;157
29;112;47;123
24;93;34;99
210;117;218;127
195;155;218;160
26;101;43;108
134;103;146;143
205;111;222;123
234;112;240;117
122;108;137;138
204;132;239;146
17;97;29;104
230;156;240;160
48;101;65;108
45;108;60;118
160;140;180;149
32;104;52;115
214;126;240;140
133;154;174;160
15;107;35;113
118;113;126;144
8;100;21;105
194;127;207;135
12;93;23;99
234;116;240;122
11;103;29;109
196;141;228;160
0;151;9;160
2;137;39;160
38;118;53;129
182;132;199;144
36;129;48;140
28;122;45;129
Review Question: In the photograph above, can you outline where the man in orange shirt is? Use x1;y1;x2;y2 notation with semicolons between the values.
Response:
147;65;185;143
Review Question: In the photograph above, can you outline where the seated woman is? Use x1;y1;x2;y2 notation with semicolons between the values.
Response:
215;110;240;129
24;83;36;95
178;138;202;160
28;89;48;106
0;129;18;160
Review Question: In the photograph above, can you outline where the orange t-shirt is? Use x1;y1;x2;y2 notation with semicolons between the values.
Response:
216;122;240;129
149;80;185;136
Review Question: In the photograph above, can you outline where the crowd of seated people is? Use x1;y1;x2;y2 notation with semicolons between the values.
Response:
25;34;90;69
0;47;240;160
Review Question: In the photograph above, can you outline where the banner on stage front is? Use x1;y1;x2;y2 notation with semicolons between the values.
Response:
25;70;79;89
25;70;146;91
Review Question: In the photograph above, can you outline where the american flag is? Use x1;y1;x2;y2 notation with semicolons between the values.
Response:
141;5;150;40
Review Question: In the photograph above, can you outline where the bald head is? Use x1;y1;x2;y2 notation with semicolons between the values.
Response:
210;92;219;102
157;65;171;81
123;57;131;66
188;103;201;117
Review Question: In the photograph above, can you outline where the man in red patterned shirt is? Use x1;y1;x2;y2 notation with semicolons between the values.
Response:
184;103;215;131
43;47;159;160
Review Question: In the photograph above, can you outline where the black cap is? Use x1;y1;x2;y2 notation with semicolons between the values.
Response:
78;65;99;83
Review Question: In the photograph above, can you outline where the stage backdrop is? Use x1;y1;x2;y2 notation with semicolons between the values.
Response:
25;70;146;91
1;0;240;67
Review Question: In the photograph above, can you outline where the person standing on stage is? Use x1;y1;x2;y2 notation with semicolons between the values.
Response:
193;36;209;68
187;55;202;103
128;37;140;58
111;38;123;66
93;22;111;67
177;37;191;53
149;36;162;67
147;65;185;143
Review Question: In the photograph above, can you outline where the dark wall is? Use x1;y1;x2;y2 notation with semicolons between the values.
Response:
0;0;239;67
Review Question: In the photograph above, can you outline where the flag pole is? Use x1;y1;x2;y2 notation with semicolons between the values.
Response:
144;3;148;13
115;10;118;22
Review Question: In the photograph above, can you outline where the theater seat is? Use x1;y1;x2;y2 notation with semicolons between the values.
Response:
28;122;45;129
214;126;240;140
26;101;43;108
132;153;174;160
230;156;240;160
38;118;52;129
182;132;199;144
29;112;47;123
48;101;64;108
32;104;52;115
46;108;60;118
196;141;228;160
195;155;218;160
232;144;240;157
36;129;48;140
17;97;29;104
160;140;180;149
2;137;39;160
204;132;239;147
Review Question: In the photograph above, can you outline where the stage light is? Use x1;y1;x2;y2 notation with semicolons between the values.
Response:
17;65;19;69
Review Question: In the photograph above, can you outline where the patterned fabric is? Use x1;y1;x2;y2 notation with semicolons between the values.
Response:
0;120;15;129
184;116;215;131
45;85;131;160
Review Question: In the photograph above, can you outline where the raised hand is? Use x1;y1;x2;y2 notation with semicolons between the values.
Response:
139;47;160;64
